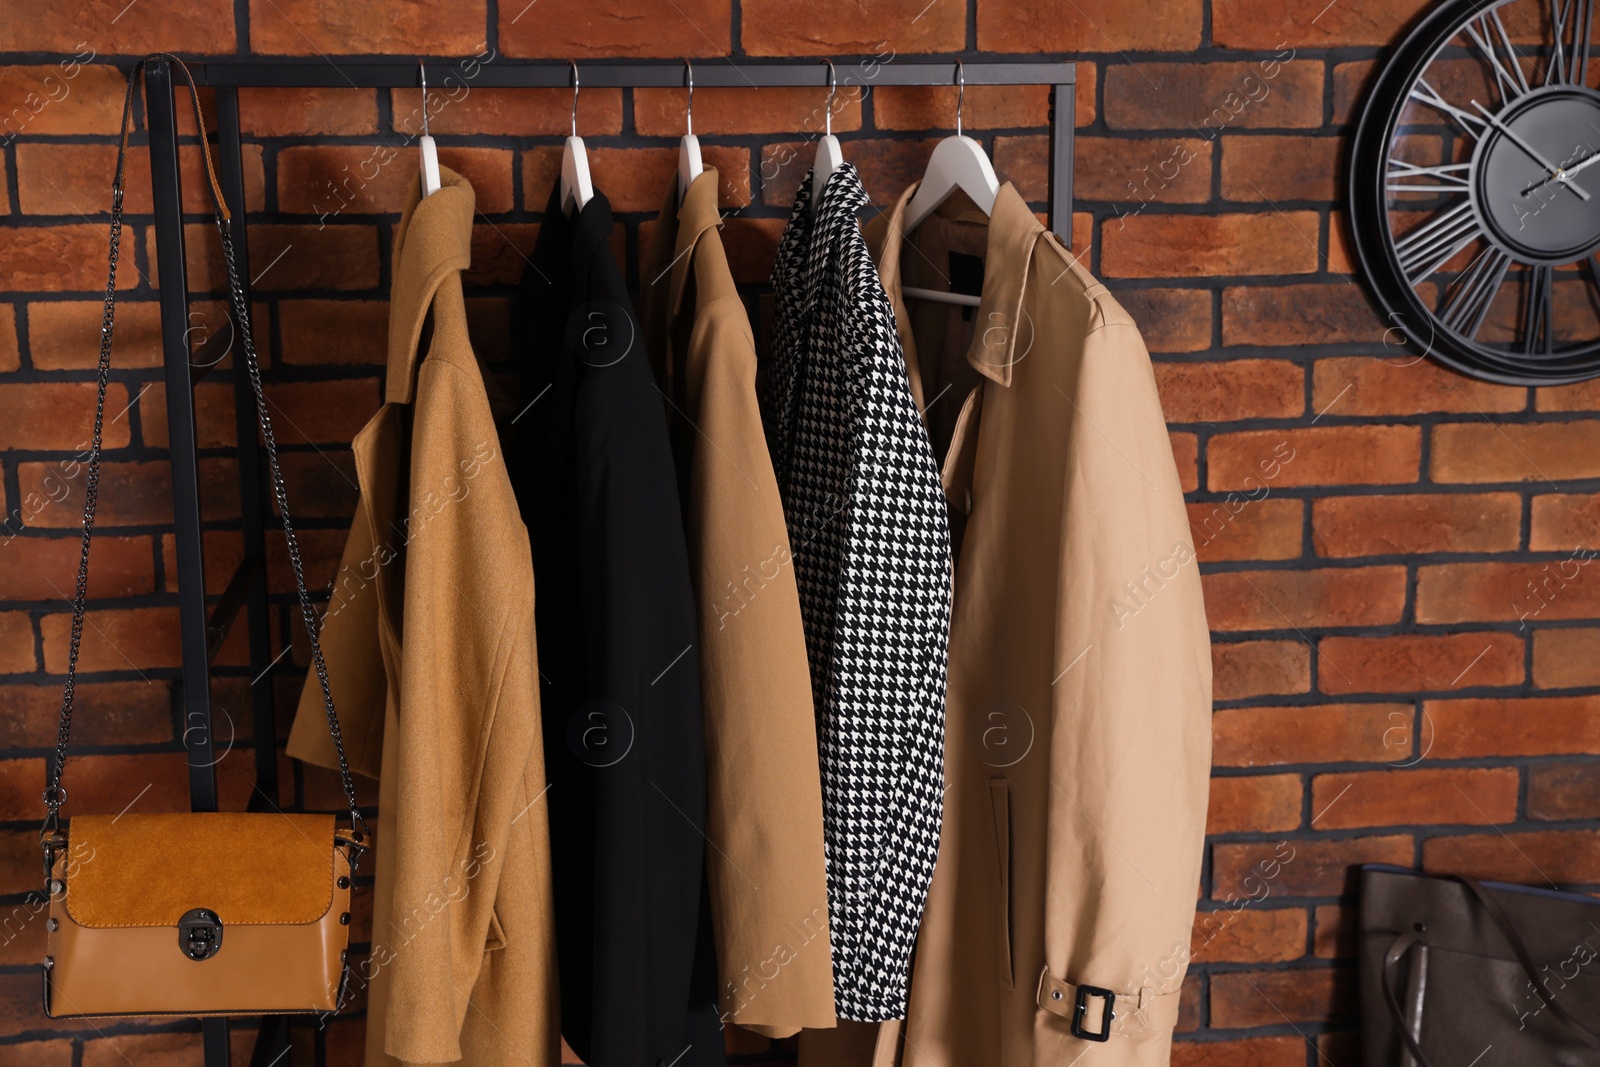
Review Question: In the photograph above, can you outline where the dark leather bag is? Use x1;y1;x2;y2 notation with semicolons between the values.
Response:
1359;864;1600;1066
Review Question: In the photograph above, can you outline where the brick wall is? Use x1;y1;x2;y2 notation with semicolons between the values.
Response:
2;1;1598;1064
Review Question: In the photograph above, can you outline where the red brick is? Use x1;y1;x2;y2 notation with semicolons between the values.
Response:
468;222;543;287
1310;768;1519;830
15;142;265;216
0;64;127;137
980;0;1200;51
499;0;730;57
1102;212;1320;278
1533;628;1600;688
1221;135;1340;202
0;534;155;602
168;222;380;293
1425;696;1600;757
1333;61;1376;127
1171;1036;1306;1067
1213;835;1413;899
638;86;862;138
1208;426;1420;490
83;1030;205;1066
744;0;960;54
1154;359;1303;423
1317;632;1523;696
1312;356;1526;416
1069;137;1214;205
1312;493;1522;557
279;143;515;217
390;87;624;138
0;680;170;749
251;0;488;54
1104;61;1322;130
39;605;179;673
0;224;126;292
0;305;16;372
845;137;941;209
139;381;238;450
1432;422;1600;483
1210;967;1351;1028
1189;497;1303;563
1171;432;1200;493
0;382;130;451
239;86;379;135
0;613;35;674
1213;640;1309;701
722;218;787;286
528;145;749;215
1423;830;1600;884
1212;703;1409;767
265;379;380;447
1203;567;1406;631
0;1039;70;1066
1416;562;1600;624
1538;378;1600;413
1191;908;1307;965
876;84;1051;131
27;300;165;370
1313;903;1354;959
1532;494;1600;551
1208;774;1302;834
15;457;238;529
3;5;232;50
1222;284;1384;347
1528;762;1600;820
279;301;390;366
1121;291;1212;353
1213;0;1431;48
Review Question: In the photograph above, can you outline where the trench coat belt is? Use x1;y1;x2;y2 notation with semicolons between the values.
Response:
1036;968;1183;1038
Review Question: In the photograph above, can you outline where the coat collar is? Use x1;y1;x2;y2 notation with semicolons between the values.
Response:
386;166;475;405
664;167;723;319
874;179;1043;388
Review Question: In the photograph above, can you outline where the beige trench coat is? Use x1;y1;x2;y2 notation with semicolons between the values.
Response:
639;166;837;1038
287;168;559;1067
805;182;1211;1067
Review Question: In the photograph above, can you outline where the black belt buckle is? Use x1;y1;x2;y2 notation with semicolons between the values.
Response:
1071;984;1115;1042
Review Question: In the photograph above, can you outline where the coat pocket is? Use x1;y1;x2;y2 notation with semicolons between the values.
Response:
989;778;1014;991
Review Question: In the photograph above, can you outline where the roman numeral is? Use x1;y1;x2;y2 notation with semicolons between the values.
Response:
1439;246;1512;338
1464;11;1532;103
1549;0;1595;86
1386;158;1473;195
1395;200;1484;280
1523;264;1555;354
1410;79;1489;140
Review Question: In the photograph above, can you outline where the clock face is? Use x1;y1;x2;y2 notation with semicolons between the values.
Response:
1350;0;1600;383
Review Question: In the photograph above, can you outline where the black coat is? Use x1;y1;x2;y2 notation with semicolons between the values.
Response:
512;186;724;1067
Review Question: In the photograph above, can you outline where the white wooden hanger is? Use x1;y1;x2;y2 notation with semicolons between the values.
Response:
417;60;441;198
810;59;844;209
677;58;702;207
901;60;995;308
560;60;594;215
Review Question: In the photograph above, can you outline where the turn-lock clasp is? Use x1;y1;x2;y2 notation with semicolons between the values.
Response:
177;907;223;961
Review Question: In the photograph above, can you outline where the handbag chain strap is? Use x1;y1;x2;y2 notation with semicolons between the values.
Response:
41;54;366;850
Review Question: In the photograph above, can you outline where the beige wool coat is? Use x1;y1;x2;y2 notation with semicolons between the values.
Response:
639;166;838;1038
802;182;1211;1067
287;168;560;1067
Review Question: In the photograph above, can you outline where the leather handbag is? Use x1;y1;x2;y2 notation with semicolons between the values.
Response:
1359;863;1600;1066
39;55;369;1019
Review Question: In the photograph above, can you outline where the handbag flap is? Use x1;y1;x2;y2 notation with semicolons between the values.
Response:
64;812;338;928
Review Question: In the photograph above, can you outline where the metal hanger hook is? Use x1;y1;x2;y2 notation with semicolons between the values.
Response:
418;59;430;138
954;58;964;138
684;57;694;137
822;58;837;138
569;60;580;138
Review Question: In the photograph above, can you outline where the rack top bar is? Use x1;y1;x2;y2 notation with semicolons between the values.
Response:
182;57;1073;89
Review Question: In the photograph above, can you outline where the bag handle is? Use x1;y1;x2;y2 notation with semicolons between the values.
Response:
41;54;366;847
1380;874;1600;1066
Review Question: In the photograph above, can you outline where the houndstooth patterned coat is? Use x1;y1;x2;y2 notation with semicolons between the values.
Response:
761;162;953;1022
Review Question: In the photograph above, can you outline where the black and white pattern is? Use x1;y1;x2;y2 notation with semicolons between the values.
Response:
761;163;953;1022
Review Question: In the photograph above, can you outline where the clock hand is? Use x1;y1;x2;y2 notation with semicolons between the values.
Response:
1522;149;1600;197
1473;99;1593;201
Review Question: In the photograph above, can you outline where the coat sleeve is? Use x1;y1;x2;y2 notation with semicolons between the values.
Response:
1035;313;1212;1065
377;352;549;1064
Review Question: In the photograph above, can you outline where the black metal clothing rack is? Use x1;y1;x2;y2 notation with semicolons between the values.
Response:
140;54;1075;1067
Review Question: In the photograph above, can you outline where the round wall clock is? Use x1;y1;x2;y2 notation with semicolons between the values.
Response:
1350;0;1600;383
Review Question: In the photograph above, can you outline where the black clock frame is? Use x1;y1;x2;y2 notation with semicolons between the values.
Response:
1350;0;1600;385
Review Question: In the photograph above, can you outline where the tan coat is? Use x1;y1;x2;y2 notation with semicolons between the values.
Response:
287;168;559;1067
639;166;837;1038
813;183;1212;1067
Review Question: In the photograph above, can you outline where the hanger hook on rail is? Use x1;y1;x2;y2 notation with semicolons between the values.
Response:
822;58;836;138
418;59;430;138
569;60;580;138
954;58;965;138
684;57;694;137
